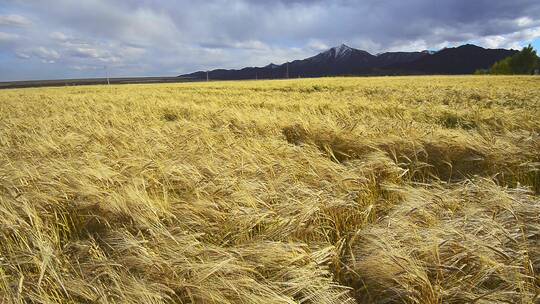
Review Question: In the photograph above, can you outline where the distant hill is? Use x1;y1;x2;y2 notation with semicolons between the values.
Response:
180;44;518;80
386;44;518;74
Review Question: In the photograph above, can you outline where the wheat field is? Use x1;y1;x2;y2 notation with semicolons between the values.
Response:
0;76;539;303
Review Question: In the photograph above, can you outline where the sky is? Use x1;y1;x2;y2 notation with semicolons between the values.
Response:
1;0;540;81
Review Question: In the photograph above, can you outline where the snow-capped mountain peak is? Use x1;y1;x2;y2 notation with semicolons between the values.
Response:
265;63;280;69
320;44;354;59
306;43;373;63
332;44;353;58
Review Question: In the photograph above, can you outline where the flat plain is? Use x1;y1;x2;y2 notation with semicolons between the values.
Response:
0;76;539;303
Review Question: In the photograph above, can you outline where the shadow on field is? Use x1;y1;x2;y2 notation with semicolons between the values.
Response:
282;124;540;192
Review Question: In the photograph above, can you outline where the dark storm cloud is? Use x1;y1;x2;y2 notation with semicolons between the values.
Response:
1;0;539;81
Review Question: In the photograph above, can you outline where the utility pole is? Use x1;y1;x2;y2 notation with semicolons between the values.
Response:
286;62;289;79
104;65;110;85
206;71;209;82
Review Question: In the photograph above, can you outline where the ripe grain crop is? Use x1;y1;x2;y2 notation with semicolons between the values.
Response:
0;76;539;303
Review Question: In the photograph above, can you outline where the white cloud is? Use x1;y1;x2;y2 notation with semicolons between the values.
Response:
16;52;31;59
474;26;540;49
71;65;102;71
0;31;19;42
516;17;534;27
307;40;329;51
50;31;70;41
0;14;31;27
60;39;145;64
71;47;101;58
21;47;61;63
231;40;269;50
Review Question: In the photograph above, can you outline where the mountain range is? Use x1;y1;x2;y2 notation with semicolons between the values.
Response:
180;44;517;80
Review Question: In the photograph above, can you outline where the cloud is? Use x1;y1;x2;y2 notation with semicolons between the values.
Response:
71;65;103;71
69;47;102;59
201;40;270;50
516;17;534;27
50;31;70;41
28;47;61;63
307;40;330;52
0;14;31;27
30;0;181;47
15;46;60;63
16;52;31;59
1;0;540;81
475;26;540;49
0;31;19;43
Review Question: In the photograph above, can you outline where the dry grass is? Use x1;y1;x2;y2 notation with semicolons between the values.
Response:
0;76;539;303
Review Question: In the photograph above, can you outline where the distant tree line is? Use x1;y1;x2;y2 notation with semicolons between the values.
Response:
475;44;540;75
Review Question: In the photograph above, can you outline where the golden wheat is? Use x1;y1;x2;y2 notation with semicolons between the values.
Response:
0;76;539;303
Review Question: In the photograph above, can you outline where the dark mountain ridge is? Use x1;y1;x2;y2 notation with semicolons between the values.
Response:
181;44;517;80
389;44;517;74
